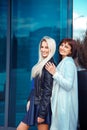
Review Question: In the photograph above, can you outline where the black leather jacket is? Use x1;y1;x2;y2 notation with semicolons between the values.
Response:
29;58;56;119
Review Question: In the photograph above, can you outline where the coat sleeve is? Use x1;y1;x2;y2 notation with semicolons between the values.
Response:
53;60;77;91
38;68;53;119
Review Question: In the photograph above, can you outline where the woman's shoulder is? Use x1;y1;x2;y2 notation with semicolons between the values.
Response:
64;57;76;67
64;56;74;62
43;58;56;74
49;58;56;65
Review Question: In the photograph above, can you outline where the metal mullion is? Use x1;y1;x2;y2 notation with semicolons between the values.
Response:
4;0;11;128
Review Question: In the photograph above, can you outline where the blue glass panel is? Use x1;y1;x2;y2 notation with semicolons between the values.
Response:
0;0;73;128
9;0;73;128
0;0;7;126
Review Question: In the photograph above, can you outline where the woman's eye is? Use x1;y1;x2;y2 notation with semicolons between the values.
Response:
65;46;68;48
45;46;48;49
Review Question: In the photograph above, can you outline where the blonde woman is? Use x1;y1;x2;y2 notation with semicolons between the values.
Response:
17;36;56;130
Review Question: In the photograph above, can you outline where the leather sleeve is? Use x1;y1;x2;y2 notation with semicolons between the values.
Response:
38;66;53;118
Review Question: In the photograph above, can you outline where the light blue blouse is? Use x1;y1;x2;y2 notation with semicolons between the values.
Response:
50;57;78;130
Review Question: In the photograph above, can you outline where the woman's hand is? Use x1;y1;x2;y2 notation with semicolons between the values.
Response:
37;117;45;123
45;62;56;75
26;100;30;111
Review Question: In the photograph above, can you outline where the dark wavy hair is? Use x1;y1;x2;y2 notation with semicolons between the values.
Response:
58;38;78;61
76;30;87;69
77;41;87;69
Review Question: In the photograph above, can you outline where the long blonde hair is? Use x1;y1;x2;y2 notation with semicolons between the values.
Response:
31;36;56;78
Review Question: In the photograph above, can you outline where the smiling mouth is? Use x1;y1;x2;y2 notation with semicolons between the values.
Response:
60;50;65;53
42;53;46;55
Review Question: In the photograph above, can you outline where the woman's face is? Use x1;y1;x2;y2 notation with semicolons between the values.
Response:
40;40;50;58
59;42;72;58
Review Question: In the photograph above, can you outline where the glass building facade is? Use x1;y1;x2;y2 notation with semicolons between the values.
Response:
0;0;73;129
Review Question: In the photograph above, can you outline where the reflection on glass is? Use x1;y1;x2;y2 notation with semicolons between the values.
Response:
0;0;72;128
11;0;72;128
0;0;7;126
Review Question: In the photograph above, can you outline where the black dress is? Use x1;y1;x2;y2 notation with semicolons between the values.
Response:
22;58;55;126
22;90;52;126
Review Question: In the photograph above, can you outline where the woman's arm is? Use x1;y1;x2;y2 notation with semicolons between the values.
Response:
38;67;53;119
45;61;76;91
53;61;76;91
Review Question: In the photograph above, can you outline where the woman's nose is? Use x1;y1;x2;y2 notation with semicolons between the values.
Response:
42;48;45;51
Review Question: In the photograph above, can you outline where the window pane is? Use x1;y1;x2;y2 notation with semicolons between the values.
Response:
0;0;7;126
9;0;72;128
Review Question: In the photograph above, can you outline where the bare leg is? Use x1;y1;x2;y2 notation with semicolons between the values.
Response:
16;121;30;130
38;124;49;130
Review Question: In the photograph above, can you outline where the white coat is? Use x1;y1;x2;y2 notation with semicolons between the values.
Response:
50;57;78;130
